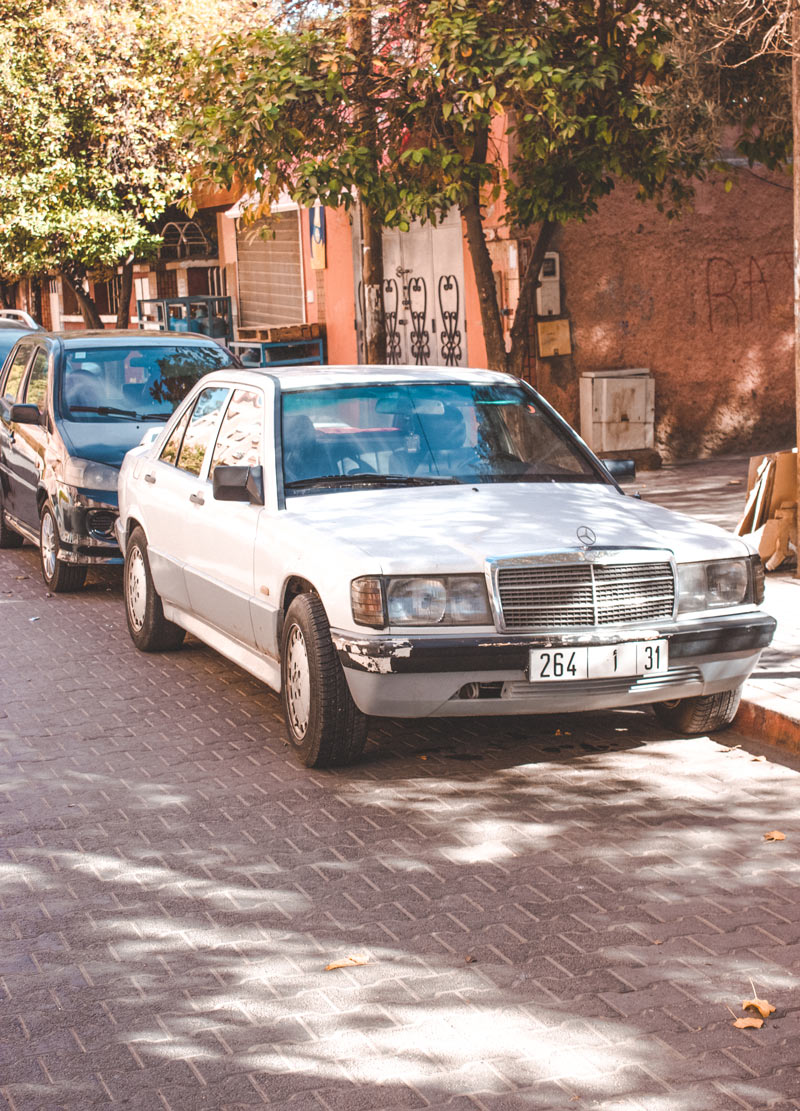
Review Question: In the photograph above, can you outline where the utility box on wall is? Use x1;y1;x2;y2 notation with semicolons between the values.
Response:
579;368;655;453
535;252;561;316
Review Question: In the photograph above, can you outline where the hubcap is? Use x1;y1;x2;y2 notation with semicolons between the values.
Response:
285;624;311;740
41;511;57;581
126;546;148;632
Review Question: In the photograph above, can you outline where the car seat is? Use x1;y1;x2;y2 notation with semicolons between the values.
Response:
283;414;334;483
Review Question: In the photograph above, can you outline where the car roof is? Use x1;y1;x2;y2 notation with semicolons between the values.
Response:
0;319;36;332
199;364;518;391
44;329;227;348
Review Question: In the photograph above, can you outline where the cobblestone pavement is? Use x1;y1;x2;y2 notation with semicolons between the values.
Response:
3;546;800;1111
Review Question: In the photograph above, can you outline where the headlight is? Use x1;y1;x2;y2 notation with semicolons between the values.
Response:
351;575;492;628
677;558;751;614
61;457;120;492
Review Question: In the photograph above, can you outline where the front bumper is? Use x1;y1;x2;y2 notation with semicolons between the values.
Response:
53;492;121;565
332;611;776;718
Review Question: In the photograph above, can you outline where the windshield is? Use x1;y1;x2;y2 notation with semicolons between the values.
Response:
60;343;232;422
281;383;601;492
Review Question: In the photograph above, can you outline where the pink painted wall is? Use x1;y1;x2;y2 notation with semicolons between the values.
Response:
528;172;795;461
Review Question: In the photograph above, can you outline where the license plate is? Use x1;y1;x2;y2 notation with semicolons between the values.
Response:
528;640;668;682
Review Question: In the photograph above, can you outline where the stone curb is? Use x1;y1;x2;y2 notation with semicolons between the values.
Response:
734;698;800;755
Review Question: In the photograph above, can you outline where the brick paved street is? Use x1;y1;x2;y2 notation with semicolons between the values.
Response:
2;546;800;1110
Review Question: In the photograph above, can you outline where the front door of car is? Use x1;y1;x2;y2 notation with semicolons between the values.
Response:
182;387;265;649
0;340;37;523
10;346;50;530
141;385;230;610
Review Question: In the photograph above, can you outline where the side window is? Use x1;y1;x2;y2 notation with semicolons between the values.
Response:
209;389;263;478
22;349;49;411
175;387;229;477
160;406;192;466
2;345;32;402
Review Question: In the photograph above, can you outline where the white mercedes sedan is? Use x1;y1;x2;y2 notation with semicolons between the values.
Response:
116;365;775;767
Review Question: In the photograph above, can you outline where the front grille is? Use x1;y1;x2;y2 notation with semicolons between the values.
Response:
87;510;117;542
496;559;674;629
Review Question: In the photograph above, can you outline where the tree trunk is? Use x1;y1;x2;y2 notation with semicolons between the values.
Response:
349;0;386;364
460;196;508;373
507;221;556;381
359;198;386;364
116;261;135;330
62;270;104;330
793;8;800;579
30;278;43;326
459;122;508;373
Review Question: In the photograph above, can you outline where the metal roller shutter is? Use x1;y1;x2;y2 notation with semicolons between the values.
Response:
236;212;304;328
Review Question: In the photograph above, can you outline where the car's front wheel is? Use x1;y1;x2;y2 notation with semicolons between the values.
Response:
39;504;87;592
124;526;185;652
280;593;367;768
653;686;742;734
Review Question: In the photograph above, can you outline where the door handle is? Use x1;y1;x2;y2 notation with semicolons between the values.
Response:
189;491;205;505
144;472;156;484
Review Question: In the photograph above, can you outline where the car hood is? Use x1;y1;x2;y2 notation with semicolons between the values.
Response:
287;482;752;571
59;419;158;468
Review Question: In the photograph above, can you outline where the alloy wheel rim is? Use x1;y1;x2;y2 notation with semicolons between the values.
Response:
41;511;57;581
126;547;148;632
285;624;311;739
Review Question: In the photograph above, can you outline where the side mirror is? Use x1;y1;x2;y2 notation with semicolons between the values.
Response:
8;403;43;426
605;458;636;482
212;464;265;505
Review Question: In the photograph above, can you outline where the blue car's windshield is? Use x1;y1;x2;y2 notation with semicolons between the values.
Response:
60;343;232;422
282;382;601;491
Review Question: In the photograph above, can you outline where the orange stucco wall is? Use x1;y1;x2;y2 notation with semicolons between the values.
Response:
300;206;358;365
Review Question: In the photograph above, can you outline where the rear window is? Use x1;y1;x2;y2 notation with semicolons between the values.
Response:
60;342;232;422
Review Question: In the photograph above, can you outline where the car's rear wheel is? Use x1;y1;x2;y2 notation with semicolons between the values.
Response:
653;686;742;734
39;504;87;592
0;486;23;549
280;593;367;768
124;526;185;651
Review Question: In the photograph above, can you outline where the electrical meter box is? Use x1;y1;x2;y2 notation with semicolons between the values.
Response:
579;368;655;452
535;252;561;316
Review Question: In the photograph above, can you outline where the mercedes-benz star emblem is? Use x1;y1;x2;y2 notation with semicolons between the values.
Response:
577;526;596;549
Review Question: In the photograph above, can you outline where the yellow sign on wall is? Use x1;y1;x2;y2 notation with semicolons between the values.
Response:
537;318;571;357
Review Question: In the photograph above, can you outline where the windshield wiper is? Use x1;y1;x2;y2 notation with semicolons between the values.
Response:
68;405;139;418
285;473;463;490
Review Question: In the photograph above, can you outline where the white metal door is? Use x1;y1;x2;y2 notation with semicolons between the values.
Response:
378;211;467;367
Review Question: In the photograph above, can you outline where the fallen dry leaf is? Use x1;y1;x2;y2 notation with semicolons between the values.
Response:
752;755;767;763
418;754;428;760
764;831;785;842
719;744;742;753
733;1015;764;1029
465;955;477;964
324;954;369;971
653;939;663;945
743;997;776;1019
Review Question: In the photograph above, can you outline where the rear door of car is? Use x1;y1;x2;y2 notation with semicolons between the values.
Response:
182;385;266;648
140;384;230;610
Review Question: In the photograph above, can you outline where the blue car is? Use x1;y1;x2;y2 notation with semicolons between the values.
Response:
0;330;237;591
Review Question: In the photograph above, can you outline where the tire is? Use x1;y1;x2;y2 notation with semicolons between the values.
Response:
39;503;87;592
124;526;185;652
0;485;23;548
280;593;367;768
653;686;742;735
